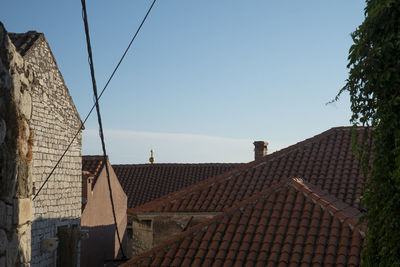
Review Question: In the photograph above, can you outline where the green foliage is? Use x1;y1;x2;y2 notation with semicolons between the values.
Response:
337;0;400;266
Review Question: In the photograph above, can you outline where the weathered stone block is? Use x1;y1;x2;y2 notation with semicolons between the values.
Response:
16;161;32;198
14;198;32;226
19;73;29;89
0;255;5;267
0;229;7;253
6;205;12;231
17;223;31;263
27;69;34;83
6;233;17;267
20;90;32;119
0;119;5;145
0;60;12;90
8;46;24;70
11;73;22;97
0;201;6;229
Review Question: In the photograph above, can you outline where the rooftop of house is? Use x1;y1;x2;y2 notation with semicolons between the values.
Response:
128;126;372;214
8;31;43;56
113;163;243;209
82;155;108;186
8;30;83;124
121;178;366;266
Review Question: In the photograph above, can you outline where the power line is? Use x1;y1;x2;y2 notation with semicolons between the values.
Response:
80;0;126;257
32;0;158;201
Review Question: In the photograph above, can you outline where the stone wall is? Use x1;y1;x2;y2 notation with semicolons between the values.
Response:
21;35;82;266
0;22;34;267
131;213;218;258
131;219;152;259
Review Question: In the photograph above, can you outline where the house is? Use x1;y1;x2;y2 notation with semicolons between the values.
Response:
121;178;365;266
121;126;372;265
112;161;243;257
0;22;83;267
81;155;127;267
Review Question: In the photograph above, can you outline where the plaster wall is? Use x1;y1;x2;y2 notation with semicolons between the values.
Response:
81;162;127;267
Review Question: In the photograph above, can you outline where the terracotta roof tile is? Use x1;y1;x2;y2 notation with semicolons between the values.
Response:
151;250;165;266
113;163;242;209
82;155;107;186
82;155;104;175
128;127;372;215
120;178;366;267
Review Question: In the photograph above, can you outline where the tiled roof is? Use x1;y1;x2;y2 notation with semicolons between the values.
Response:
82;155;106;185
8;31;43;56
129;127;372;215
121;178;366;267
113;163;243;209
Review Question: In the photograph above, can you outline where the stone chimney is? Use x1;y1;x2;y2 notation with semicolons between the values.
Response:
253;141;268;160
82;171;94;210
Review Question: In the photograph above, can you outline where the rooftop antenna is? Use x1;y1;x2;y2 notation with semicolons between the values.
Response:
149;149;155;164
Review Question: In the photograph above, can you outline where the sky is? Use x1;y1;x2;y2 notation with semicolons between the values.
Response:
1;1;366;164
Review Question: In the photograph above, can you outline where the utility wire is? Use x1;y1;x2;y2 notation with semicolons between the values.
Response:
32;0;158;201
80;0;125;257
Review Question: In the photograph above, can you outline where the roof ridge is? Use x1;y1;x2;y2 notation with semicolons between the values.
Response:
82;155;110;161
8;31;43;56
290;178;366;234
122;177;365;266
112;163;242;166
82;156;108;187
83;155;107;159
127;126;354;215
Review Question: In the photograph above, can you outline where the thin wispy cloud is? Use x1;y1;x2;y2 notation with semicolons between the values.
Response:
83;129;285;164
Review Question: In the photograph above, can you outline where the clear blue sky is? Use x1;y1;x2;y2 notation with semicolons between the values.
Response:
1;1;366;163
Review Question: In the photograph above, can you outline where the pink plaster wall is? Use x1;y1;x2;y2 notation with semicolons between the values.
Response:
81;162;127;267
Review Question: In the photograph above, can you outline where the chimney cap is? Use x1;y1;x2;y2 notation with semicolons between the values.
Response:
253;141;269;146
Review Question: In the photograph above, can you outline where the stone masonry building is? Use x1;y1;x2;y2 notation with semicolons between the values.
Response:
1;22;35;267
1;22;83;267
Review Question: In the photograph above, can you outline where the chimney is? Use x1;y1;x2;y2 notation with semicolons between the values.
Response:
253;141;268;160
81;171;94;211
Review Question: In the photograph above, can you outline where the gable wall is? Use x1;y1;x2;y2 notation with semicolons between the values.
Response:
22;37;82;267
130;213;218;258
81;162;127;267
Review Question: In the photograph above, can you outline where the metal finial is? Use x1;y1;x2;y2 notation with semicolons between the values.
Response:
149;149;155;164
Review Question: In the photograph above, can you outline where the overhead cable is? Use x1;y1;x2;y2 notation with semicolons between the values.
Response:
81;0;125;257
32;0;158;201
